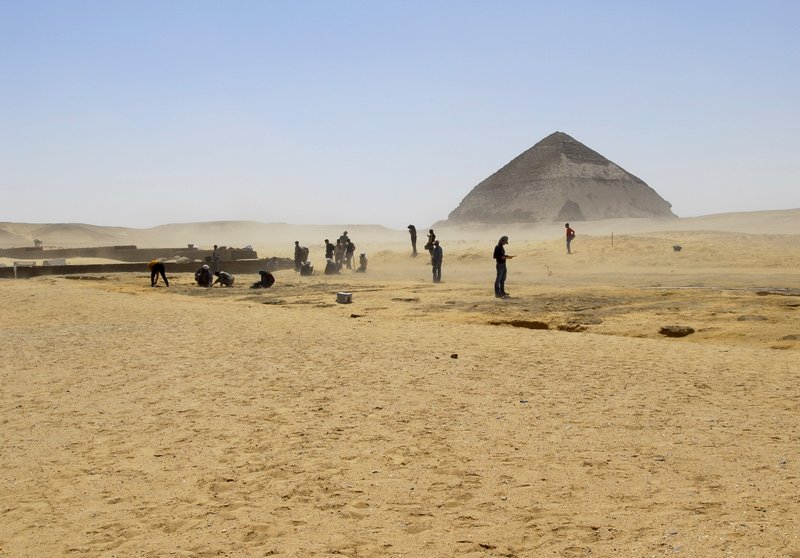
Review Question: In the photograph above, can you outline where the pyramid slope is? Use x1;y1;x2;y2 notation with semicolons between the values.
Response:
445;132;676;224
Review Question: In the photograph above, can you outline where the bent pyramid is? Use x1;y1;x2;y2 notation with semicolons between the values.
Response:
443;132;676;224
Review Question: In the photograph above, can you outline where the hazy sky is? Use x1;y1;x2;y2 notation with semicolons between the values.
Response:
2;1;798;228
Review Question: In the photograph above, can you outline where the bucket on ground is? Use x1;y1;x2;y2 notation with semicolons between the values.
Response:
336;292;352;304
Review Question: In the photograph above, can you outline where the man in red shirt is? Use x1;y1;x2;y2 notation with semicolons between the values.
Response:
565;223;576;254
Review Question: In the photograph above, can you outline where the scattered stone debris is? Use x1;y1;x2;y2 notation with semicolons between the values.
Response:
737;315;768;321
450;353;458;359
64;275;109;281
489;320;549;330
350;313;363;318
659;325;695;337
391;297;420;302
574;316;603;325
756;289;800;297
557;322;587;332
780;334;800;341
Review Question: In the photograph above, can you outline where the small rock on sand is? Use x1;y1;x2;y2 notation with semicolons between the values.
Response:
659;325;695;337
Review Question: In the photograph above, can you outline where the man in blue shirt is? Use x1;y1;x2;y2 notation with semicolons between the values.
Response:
493;236;514;298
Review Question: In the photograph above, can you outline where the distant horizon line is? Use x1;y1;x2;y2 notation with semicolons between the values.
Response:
2;206;799;230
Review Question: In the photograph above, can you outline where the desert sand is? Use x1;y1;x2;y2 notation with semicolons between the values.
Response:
1;216;799;557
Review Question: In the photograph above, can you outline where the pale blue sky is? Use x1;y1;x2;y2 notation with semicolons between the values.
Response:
1;0;798;228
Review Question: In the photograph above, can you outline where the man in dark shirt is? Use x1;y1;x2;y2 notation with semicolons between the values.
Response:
211;244;221;273
408;225;418;257
251;270;275;288
493;236;514;298
195;264;214;287
425;229;436;255
324;239;335;260
294;242;310;272
294;241;303;271
431;240;442;283
148;260;169;287
345;240;356;269
324;258;340;275
300;261;314;276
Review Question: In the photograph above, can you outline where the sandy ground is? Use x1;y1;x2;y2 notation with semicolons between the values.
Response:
1;227;799;557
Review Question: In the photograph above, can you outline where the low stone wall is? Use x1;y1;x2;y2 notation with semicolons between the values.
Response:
15;263;144;278
6;257;293;279
0;246;257;262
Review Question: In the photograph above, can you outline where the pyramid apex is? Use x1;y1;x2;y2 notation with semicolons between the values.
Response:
544;130;573;138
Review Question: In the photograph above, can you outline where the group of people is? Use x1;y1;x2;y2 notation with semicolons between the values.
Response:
149;223;576;297
148;260;274;290
193;265;275;289
323;232;358;269
297;231;368;276
193;264;234;287
407;226;443;283
407;223;574;296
